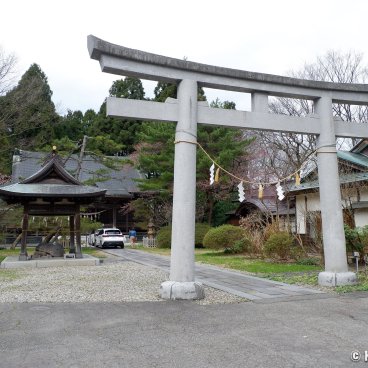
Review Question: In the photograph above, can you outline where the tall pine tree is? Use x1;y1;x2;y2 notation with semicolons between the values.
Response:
136;83;253;225
0;63;58;172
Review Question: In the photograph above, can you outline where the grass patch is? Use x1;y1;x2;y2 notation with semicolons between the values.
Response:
195;251;321;274
264;272;368;294
137;246;214;257
0;247;106;262
335;273;368;293
0;248;34;263
138;246;321;274
263;273;319;286
136;246;171;256
81;248;107;258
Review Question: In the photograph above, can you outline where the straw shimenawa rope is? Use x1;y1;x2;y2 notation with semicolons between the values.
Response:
174;139;323;186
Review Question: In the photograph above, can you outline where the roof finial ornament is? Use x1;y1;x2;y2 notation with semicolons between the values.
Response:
42;145;63;167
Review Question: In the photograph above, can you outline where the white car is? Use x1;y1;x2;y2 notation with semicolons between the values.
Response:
95;228;125;249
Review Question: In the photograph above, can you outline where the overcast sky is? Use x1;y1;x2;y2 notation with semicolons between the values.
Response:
1;0;368;115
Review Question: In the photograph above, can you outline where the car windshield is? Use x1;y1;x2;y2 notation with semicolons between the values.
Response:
105;230;121;235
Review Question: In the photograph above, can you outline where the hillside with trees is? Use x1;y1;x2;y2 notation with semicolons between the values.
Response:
0;48;253;228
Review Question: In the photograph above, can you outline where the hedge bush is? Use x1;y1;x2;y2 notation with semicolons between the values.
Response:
263;232;294;260
344;224;368;254
203;224;244;250
194;223;211;247
156;226;171;248
224;237;253;254
156;223;212;248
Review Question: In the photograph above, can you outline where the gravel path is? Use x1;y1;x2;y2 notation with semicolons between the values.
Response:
0;260;246;305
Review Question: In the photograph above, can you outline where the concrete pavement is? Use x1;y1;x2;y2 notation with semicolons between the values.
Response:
1;294;368;367
1;248;367;367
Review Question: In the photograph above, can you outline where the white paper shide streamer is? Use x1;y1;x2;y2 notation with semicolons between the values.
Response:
276;182;285;201
237;181;245;202
209;163;215;185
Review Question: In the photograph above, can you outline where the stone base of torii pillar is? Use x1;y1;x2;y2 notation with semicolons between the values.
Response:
160;281;205;300
318;272;357;287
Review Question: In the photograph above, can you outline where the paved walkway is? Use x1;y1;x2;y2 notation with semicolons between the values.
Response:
103;249;325;301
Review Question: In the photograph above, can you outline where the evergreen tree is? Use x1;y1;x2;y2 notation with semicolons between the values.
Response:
136;83;252;225
109;77;145;100
86;77;145;156
153;81;206;102
53;110;85;141
0;63;59;172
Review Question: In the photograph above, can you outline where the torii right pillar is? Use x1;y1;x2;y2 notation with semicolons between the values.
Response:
315;96;357;286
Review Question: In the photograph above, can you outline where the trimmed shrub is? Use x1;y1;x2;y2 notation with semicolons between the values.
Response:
203;224;244;250
156;226;171;248
195;223;211;247
344;224;365;253
156;223;212;249
224;237;253;254
263;232;294;260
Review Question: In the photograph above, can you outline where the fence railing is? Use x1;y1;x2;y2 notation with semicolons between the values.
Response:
142;237;157;248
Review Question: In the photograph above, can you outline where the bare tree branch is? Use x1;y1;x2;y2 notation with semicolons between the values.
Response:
0;47;17;96
249;50;368;181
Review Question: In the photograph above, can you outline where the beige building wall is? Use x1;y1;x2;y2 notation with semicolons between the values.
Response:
295;193;320;234
295;188;368;234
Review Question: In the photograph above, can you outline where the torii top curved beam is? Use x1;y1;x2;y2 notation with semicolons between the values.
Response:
88;35;368;105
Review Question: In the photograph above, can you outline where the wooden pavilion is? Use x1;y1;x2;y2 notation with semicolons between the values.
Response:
0;151;106;260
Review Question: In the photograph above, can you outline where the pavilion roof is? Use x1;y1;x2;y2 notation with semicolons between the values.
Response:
12;150;143;198
0;183;106;198
0;154;106;202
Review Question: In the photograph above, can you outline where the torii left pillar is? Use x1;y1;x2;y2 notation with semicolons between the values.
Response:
160;80;205;300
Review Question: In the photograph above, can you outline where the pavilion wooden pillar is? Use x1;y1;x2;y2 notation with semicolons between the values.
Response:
112;206;117;228
19;203;29;261
125;213;129;233
69;215;75;253
75;204;82;258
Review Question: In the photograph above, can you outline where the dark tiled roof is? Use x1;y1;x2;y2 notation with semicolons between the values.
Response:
12;150;144;198
0;183;106;198
290;144;368;193
288;172;368;193
337;151;368;168
237;197;295;216
21;156;81;185
1;154;106;200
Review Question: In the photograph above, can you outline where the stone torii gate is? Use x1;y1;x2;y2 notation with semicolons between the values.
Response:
88;35;368;299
